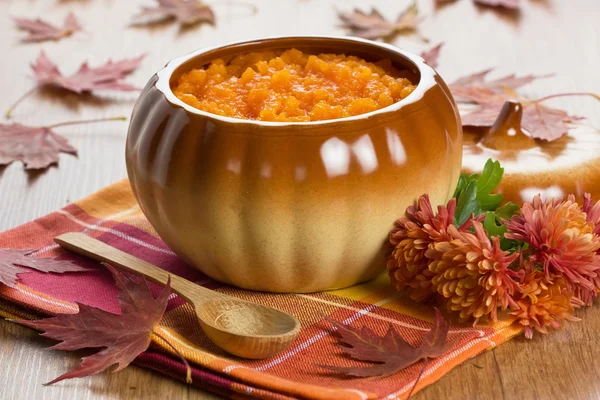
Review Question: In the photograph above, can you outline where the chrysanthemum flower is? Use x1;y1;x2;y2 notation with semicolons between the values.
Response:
387;194;464;302
505;195;600;305
511;268;577;339
426;221;521;323
583;193;600;236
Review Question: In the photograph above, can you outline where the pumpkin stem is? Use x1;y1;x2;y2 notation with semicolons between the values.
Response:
480;100;536;150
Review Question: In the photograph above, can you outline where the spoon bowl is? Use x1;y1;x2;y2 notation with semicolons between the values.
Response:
197;299;300;359
54;232;301;359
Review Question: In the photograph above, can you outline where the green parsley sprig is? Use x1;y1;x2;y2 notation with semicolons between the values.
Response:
453;159;520;250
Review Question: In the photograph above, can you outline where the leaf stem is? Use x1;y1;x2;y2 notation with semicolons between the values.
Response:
212;0;259;13
532;92;600;105
5;86;39;119
152;328;193;384
45;116;127;129
406;358;429;400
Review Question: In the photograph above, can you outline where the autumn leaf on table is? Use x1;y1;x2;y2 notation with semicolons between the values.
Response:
435;0;520;9
317;308;453;379
457;86;598;141
0;249;90;288
131;0;215;27
13;266;191;385
0;117;125;170
420;43;443;69
14;12;81;42
338;1;424;41
475;0;520;9
6;51;145;119
449;69;551;102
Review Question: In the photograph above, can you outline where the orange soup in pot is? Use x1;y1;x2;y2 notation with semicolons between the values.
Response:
171;49;417;122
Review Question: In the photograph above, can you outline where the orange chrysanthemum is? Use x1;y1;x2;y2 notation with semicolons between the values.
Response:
505;195;600;306
387;194;463;302
511;267;577;339
426;221;521;323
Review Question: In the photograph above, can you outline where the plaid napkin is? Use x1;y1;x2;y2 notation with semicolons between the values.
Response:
0;180;523;399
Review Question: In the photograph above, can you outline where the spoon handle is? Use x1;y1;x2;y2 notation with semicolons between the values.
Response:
54;232;226;304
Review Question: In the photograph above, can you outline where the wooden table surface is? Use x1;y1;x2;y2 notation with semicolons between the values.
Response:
1;0;599;399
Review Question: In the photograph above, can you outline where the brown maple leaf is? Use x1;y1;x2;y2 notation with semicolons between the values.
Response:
317;308;453;379
435;0;520;8
450;69;551;102
14;266;190;385
475;0;520;9
0;117;125;169
458;87;598;141
338;1;423;41
131;0;215;27
420;43;443;69
6;52;144;119
14;12;81;42
0;249;90;288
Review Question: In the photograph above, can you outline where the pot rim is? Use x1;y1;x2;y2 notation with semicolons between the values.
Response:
155;35;437;128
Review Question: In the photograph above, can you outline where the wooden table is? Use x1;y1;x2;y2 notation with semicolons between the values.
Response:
1;0;599;399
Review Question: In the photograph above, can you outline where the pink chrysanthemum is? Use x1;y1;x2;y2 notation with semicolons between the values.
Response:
426;221;521;323
511;267;578;339
583;193;600;236
505;195;600;305
387;194;465;302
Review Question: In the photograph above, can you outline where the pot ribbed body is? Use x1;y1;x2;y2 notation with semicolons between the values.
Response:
126;37;463;293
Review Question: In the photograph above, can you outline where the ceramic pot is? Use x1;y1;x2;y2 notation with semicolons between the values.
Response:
126;36;463;293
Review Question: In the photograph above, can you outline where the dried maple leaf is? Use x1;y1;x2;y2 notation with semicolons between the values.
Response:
338;1;423;41
420;43;443;69
14;12;81;42
317;308;453;379
6;52;144;118
458;87;598;141
450;69;551;102
0;117;125;169
14;266;189;385
0;249;90;288
435;0;520;8
475;0;520;9
131;0;215;27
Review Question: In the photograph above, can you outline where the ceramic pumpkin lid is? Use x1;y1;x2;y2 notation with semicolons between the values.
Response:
461;100;600;203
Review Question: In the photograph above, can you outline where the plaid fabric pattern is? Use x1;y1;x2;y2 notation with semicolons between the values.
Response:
0;180;523;399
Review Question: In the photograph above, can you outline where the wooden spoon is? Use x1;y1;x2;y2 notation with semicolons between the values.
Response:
54;232;301;359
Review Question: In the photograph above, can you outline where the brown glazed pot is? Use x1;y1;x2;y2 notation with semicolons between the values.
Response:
126;36;463;293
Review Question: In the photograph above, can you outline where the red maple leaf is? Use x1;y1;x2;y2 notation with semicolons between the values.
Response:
420;43;443;69
317;308;453;379
0;249;90;288
131;0;216;27
14;12;81;42
14;266;187;385
6;52;144;118
338;1;423;41
0;117;125;170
